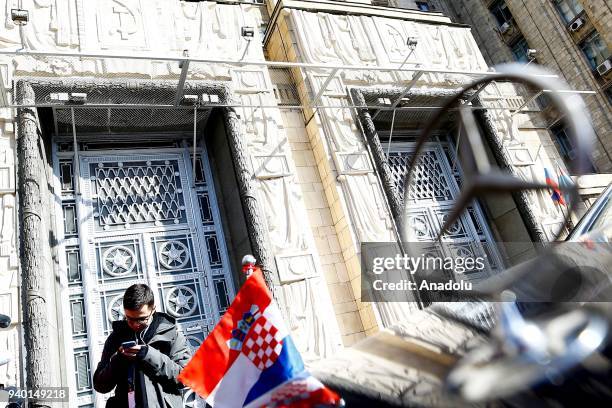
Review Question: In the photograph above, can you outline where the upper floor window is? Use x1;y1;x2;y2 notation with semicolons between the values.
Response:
490;0;513;27
511;36;530;63
580;31;610;70
551;123;596;173
416;1;431;11
605;87;612;106
553;0;583;23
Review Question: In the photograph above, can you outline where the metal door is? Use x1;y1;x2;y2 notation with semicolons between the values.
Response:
387;141;503;281
53;145;234;407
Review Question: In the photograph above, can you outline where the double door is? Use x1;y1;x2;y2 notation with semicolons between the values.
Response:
54;146;233;407
387;141;503;281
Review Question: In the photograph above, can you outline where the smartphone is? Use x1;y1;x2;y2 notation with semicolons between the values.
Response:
121;340;137;349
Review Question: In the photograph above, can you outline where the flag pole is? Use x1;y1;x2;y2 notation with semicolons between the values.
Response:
554;160;573;231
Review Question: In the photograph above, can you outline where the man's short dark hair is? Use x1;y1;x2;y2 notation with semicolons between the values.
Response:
123;284;155;310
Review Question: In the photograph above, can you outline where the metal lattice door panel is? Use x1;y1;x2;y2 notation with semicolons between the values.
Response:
53;146;234;408
92;160;187;229
388;142;503;280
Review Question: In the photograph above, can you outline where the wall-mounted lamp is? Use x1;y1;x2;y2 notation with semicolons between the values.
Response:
49;92;87;104
11;9;29;25
180;95;199;106
407;37;419;50
200;94;220;104
527;49;538;60
68;93;87;104
241;26;255;39
526;49;538;65
179;49;189;69
240;26;255;61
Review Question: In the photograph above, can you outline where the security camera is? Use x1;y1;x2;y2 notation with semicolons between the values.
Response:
11;9;29;25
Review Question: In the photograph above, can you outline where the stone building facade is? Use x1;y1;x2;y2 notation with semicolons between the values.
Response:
0;0;602;407
440;0;612;173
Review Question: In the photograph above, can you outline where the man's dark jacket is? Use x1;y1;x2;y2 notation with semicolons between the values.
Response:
93;312;191;407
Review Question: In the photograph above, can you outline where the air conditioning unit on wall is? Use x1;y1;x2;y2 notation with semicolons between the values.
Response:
499;22;511;34
596;59;612;76
569;18;585;32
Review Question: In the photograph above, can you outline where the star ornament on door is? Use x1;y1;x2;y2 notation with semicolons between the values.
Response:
159;240;190;270
102;245;136;276
166;286;198;317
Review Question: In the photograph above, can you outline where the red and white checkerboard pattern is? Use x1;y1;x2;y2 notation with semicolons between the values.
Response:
242;316;283;370
270;379;309;402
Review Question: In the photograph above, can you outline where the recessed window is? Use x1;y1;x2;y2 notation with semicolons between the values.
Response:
490;0;513;27
416;1;431;11
511;36;530;63
553;0;583;23
551;124;596;172
605;87;612;105
580;31;610;70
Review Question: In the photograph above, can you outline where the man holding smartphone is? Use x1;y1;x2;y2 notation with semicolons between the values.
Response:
93;284;191;407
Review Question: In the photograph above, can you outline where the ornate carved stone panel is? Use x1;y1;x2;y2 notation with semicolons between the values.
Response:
95;0;149;50
275;252;317;284
333;151;373;176
252;155;292;179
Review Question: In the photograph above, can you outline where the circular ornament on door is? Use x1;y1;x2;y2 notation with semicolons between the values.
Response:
166;286;197;317
159;241;189;269
107;295;125;322
102;245;137;276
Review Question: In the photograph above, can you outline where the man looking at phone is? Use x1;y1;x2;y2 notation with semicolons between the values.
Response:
93;284;191;407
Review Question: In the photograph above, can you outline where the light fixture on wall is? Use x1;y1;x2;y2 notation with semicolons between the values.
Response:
398;37;419;70
11;9;29;51
49;92;88;104
240;26;255;61
68;93;87;104
10;9;29;25
179;49;189;69
241;26;255;39
527;49;538;65
200;94;220;104
407;36;419;50
180;95;199;106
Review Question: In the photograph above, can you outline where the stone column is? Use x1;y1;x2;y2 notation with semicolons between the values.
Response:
350;88;404;225
221;104;279;291
15;81;51;408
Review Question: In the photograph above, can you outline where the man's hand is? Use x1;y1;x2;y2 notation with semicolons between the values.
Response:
119;345;144;360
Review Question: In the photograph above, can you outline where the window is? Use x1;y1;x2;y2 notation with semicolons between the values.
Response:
580;31;610;69
490;0;513;27
553;0;583;23
605;87;612;105
416;1;431;11
551;124;596;172
511;36;530;63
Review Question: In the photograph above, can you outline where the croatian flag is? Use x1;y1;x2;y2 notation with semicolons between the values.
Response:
544;168;566;205
177;267;341;408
